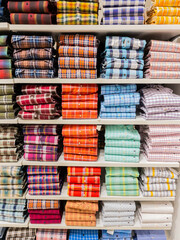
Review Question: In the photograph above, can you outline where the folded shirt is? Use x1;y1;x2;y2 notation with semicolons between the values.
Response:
64;137;98;148
103;49;144;59
27;166;58;175
27;174;60;184
140;202;174;214
15;69;55;78
103;16;144;25
64;146;98;156
58;69;97;79
103;0;145;7
36;229;67;240
58;46;97;58
13;48;53;60
68;184;100;192
147;6;180;17
28;200;60;209
102;93;140;106
62;110;98;119
0;69;12;79
57;13;98;25
101;69;143;78
67;176;100;184
68;190;100;197
24;152;59;161
0;59;11;69
59;34;98;47
146;16;180;24
14;60;54;69
10;13;56;24
105;154;139;162
103;6;145;17
58;57;96;69
57;1;98;13
102;58;144;69
64;153;98;161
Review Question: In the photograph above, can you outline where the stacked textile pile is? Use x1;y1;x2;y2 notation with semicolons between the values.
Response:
139;85;180;119
134;230;167;240
102;201;136;227
102;0;145;25
0;85;16;119
62;84;98;119
67;167;101;197
11;35;55;78
140;125;180;162
0;125;23;162
140;167;178;197
0;35;12;79
36;229;67;240
105;125;140;162
6;228;36;240
102;230;132;240
0;199;27;223
65;200;98;226
146;0;180;24
57;1;98;25
100;84;140;119
0;166;26;197
144;40;180;79
138;201;174;228
27;166;64;195
28;200;62;224
58;34;98;79
23;125;62;162
69;230;98;240
8;0;56;24
101;36;146;79
16;85;61;120
105;167;139;196
62;125;98;161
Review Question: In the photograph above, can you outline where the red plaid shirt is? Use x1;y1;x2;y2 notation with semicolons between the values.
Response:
22;85;60;95
67;167;101;176
68;190;100;197
67;176;100;184
21;104;60;114
64;146;98;156
64;154;98;161
18;111;60;120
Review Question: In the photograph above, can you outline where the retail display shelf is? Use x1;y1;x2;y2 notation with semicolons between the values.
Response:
0;159;22;166
0;119;18;124
22;150;180;168
0;79;14;84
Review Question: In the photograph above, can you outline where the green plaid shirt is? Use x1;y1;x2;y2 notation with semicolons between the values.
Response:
105;125;140;140
0;95;14;104
0;176;25;185
0;85;14;96
106;184;139;191
0;189;25;197
105;176;138;185
105;155;139;162
0;199;26;205
0;112;15;119
105;139;140;148
106;167;139;177
0;104;14;112
106;189;139;196
0;166;24;177
105;147;140;156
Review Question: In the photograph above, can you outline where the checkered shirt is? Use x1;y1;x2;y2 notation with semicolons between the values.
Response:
58;57;96;69
101;69;143;79
103;16;145;25
68;167;101;176
104;48;144;59
59;34;98;47
22;85;60;95
36;229;67;240
57;13;98;25
58;46;97;58
28;200;60;209
62;84;98;94
103;0;145;7
58;69;97;79
102;58;144;70
57;1;98;13
69;230;98;240
15;69;55;78
101;84;137;95
64;137;98;148
14;60;54;69
13;48;53;60
27;166;58;175
62;125;98;137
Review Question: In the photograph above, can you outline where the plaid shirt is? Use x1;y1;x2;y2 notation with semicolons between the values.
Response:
68;190;100;197
0;85;14;95
0;139;16;147
64;137;98;148
58;46;97;58
28;189;61;195
21;103;60;114
62;110;98;119
28;182;60;190
24;144;58;153
15;69;55;78
100;112;136;119
144;69;180;79
58;57;96;69
62;84;98;94
28;200;60;209
27;166;58;174
103;16;144;25
57;1;98;13
62;125;98;137
0;189;25;197
102;58;144;70
0;202;26;211
23;124;59;135
13;48;53;60
0;166;23;177
16;93;60;106
36;229;67;240
66;220;96;226
10;13;56;24
103;0;145;7
62;93;98;102
68;167;101;176
59;34;97;47
62;101;97;109
14;60;54;69
146;62;180;72
64;146;97;156
22;85;59;95
101;69;143;79
27;175;60;184
0;104;15;113
58;69;97;79
66;212;96;221
101;84;137;95
0;35;8;46
0;59;11;69
147;16;180;24
0;69;12;79
0;112;15;119
57;13;98;25
64;153;97;161
12;35;54;49
147;6;180;17
6;228;36;239
0;176;25;185
24;135;59;145
103;48;144;59
102;93;140;106
24;152;59;161
66;201;98;212
68;184;100;192
145;51;180;62
18;111;60;120
101;104;136;113
0;95;14;104
8;1;56;13
67;176;100;184
0;155;19;162
152;0;180;6
146;39;180;53
103;6;145;17
69;230;98;239
0;46;11;58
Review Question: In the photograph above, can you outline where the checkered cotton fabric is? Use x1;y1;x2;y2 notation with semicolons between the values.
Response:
146;16;180;24
102;58;144;70
57;1;98;13
6;228;36;239
62;84;98;94
103;6;145;17
36;229;67;240
63;137;98;148
146;39;180;53
27;166;58;175
58;46;97;58
13;48;53;60
101;69;143;79
64;154;98;161
57;13;98;25
69;230;98;240
23;124;60;135
58;57;96;69
58;69;97;79
15;69;55;78
14;60;54;69
18;111;60;120
62;125;98;137
28;200;60;209
103;0;145;7
59;34;98;47
152;0;180;6
21;85;60;95
0;69;12;78
103;16;144;25
62;110;98;119
102;93;140;106
24;136;59;145
101;84;137;95
68;167;101;176
103;49;144;59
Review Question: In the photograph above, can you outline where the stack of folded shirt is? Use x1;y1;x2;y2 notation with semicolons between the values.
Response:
0;85;16;119
138;201;174;228
28;200;62;224
102;230;132;240
101;36;146;79
36;229;67;240
65;200;98;226
0;199;28;223
16;85;61;120
140;167;178;197
134;230;167;240
0;166;26;197
27;166;63;195
105;125;140;162
146;0;180;24
67;167;101;197
0;228;6;240
0;125;23;162
11;35;55;78
100;84;140;119
69;230;98;240
62;125;98;161
102;0;145;25
105;167;139;196
8;0;56;24
144;40;180;79
58;34;98;79
23;125;62;162
0;35;12;79
140;125;180;162
62;84;98;119
102;201;136;227
57;1;98;25
139;85;180;119
6;228;36;240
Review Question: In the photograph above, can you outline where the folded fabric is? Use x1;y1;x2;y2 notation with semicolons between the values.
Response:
58;69;97;79
28;200;60;209
68;184;100;192
101;69;143;78
27;166;58;174
64;138;98;147
140;202;174;214
103;49;144;59
10;13;56;24
105;139;140;147
103;16;144;24
0;59;11;69
14;60;54;69
15;69;54;78
62;125;98;137
58;46;97;58
68;167;101;176
103;0;145;7
59;34;98;47
57;1;98;13
135;230;167;240
102;58;144;69
103;7;145;17
105;146;140;156
0;69;12;79
28;175;60;184
36;229;67;240
147;16;180;24
58;57;96;69
67;176;100;184
105;154;139;162
62;110;98;119
13;48;53;60
64;153;97;161
68;190;100;197
57;13;98;24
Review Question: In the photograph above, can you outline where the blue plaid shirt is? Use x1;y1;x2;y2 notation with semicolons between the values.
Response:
102;58;144;70
102;230;132;238
103;16;144;25
69;230;99;240
100;69;143;79
15;69;55;78
0;203;26;212
102;49;144;59
100;112;136;119
100;103;136;113
103;0;145;7
101;84;137;95
103;6;145;17
102;93;140;106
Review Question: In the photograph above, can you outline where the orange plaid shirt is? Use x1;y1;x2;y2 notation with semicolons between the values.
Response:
63;137;98;148
62;93;98;102
28;200;60;209
65;212;96;221
62;110;98;119
62;84;98;95
64;153;98;161
62;125;98;137
62;101;98;110
67;167;101;176
65;220;96;227
64;146;98;156
65;201;98;212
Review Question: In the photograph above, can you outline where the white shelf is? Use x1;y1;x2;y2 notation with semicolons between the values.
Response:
29;213;172;230
0;158;22;166
0;79;14;84
0;23;9;31
13;78;180;84
0;119;18;124
22;150;180;168
0;217;29;228
17;116;180;125
26;183;175;202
